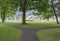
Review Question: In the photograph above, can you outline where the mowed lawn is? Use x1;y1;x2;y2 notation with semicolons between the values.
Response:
0;21;60;41
37;29;60;41
0;25;22;41
1;21;60;28
24;21;60;28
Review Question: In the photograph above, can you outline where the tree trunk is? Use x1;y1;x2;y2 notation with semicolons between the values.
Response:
22;7;26;24
51;0;59;24
47;18;49;21
1;14;5;23
2;18;5;23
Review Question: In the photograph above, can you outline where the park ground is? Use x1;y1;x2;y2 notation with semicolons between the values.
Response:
0;21;60;41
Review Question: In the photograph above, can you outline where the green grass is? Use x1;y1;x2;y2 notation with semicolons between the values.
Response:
1;21;60;28
0;25;22;41
37;29;60;41
15;21;60;28
22;21;60;28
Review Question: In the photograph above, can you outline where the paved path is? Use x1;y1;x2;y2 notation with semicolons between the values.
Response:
19;28;39;41
5;24;60;41
6;25;40;41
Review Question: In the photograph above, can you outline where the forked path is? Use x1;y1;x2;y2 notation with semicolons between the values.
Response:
6;24;60;41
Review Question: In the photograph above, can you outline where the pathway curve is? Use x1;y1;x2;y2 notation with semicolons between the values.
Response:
5;24;60;41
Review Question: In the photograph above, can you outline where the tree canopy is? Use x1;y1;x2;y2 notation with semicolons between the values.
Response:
0;0;58;24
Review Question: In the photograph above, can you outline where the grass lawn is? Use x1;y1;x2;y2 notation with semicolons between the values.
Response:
37;29;60;41
0;25;22;41
1;21;60;28
22;21;60;28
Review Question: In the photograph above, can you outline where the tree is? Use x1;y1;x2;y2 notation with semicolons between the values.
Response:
51;0;59;24
8;0;50;24
33;9;53;21
42;11;53;20
0;0;8;23
54;0;60;17
0;0;16;23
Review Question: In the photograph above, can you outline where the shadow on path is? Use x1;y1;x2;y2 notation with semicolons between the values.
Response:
5;24;60;41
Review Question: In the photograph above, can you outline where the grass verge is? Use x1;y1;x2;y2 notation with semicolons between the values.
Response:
0;25;22;41
1;21;60;28
37;29;60;41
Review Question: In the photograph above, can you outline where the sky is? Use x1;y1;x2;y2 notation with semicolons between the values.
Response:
16;10;38;16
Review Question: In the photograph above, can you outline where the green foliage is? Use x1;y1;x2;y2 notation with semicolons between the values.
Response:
6;0;50;11
42;10;53;19
0;0;52;23
0;0;16;23
32;0;52;20
33;9;53;20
